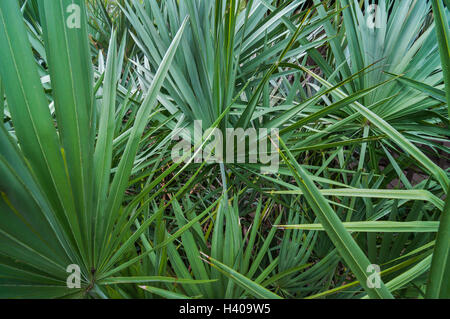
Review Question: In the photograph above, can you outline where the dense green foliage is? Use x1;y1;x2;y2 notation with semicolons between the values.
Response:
0;0;449;299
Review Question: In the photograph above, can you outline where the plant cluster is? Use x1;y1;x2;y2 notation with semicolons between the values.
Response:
0;0;449;299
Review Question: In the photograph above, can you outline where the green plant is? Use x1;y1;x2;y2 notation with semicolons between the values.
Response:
0;0;198;298
0;0;448;300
